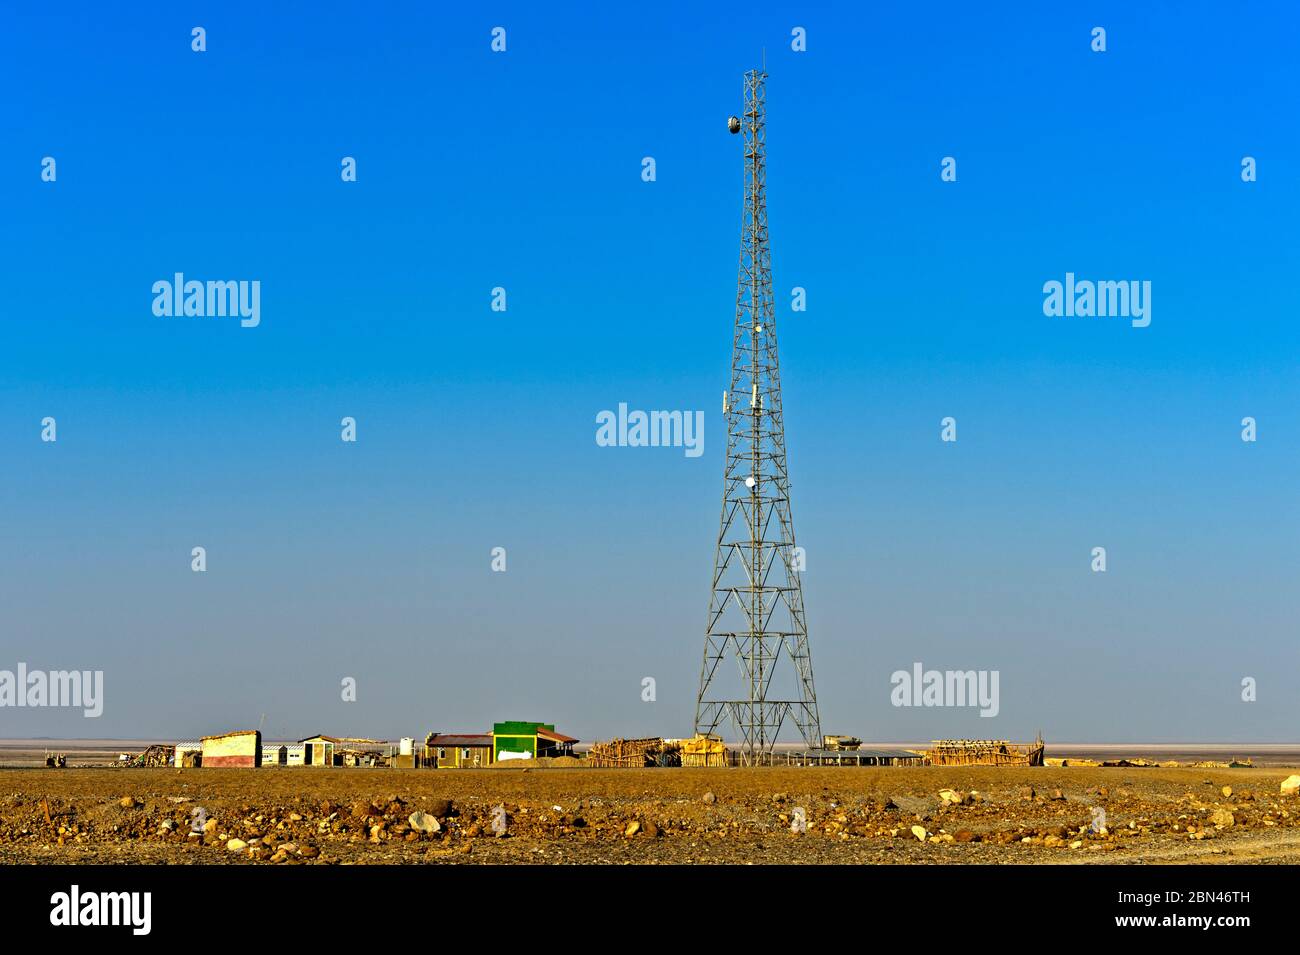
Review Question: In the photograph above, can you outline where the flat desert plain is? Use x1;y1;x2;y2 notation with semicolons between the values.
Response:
1;765;1299;864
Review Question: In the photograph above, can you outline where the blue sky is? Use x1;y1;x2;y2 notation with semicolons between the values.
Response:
2;2;1298;743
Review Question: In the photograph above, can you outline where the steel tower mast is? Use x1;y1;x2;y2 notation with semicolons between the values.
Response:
695;69;821;764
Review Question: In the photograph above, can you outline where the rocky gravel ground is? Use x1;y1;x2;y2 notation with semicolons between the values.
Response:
1;766;1298;864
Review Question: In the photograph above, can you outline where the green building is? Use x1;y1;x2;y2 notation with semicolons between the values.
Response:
492;721;578;761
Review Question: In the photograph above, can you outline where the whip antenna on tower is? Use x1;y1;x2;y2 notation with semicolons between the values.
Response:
695;69;822;765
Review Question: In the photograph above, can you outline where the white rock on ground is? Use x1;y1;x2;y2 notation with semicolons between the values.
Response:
408;811;441;834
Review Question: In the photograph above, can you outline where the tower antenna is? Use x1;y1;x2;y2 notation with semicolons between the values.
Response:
695;69;822;765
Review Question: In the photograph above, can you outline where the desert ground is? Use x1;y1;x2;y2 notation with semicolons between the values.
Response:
2;764;1299;864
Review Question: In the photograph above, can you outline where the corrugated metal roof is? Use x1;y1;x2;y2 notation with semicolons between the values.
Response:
537;728;578;744
428;734;492;746
798;748;923;759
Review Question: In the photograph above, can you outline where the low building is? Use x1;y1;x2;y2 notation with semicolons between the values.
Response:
675;734;729;767
174;740;202;768
392;737;418;769
261;744;287;766
425;733;493;768
297;735;339;767
334;738;390;767
785;748;925;767
491;721;578;761
284;744;306;766
201;730;261;768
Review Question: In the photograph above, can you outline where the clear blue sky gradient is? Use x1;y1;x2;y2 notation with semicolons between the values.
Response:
2;2;1298;742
